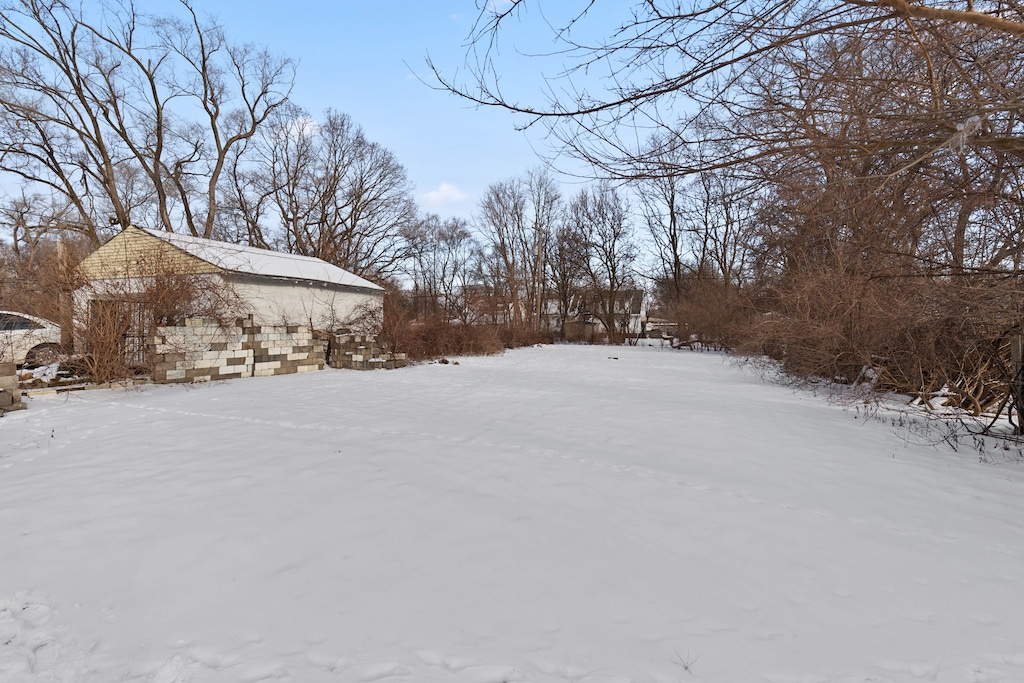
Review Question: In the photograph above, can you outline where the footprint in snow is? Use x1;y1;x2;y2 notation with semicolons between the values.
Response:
147;655;196;683
0;650;32;678
0;593;76;680
875;660;938;678
980;651;1024;666
17;602;51;628
533;659;593;680
415;649;475;671
353;662;411;681
186;645;242;669
461;664;529;683
232;659;290;682
306;650;349;672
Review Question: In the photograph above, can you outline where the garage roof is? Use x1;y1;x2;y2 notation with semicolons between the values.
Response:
143;229;384;292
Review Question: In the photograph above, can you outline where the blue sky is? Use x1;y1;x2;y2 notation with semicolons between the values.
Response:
199;1;563;220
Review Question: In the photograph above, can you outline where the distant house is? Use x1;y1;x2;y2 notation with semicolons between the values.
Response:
77;226;384;331
545;288;645;341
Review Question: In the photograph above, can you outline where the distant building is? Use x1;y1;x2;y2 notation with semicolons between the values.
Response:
547;288;645;341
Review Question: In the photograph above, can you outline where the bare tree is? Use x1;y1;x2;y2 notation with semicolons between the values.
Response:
149;2;295;238
0;0;294;245
476;168;561;331
566;183;637;343
636;140;690;303
227;107;415;281
545;220;587;339
405;213;479;323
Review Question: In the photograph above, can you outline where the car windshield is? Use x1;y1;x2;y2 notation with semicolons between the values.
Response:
0;313;41;331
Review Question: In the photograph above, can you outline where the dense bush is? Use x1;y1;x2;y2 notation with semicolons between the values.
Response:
379;290;547;361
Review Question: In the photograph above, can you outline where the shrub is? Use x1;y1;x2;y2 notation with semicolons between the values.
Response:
380;290;544;361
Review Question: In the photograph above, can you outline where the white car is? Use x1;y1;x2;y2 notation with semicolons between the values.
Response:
0;311;63;366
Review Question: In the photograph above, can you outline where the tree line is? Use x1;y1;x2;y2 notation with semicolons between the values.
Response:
9;0;1024;431
0;0;655;354
430;1;1024;429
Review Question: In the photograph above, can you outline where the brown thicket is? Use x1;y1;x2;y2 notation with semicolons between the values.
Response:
379;290;546;361
376;290;548;362
729;21;1024;427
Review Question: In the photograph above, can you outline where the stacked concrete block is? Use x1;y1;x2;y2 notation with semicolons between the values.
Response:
244;322;325;377
148;317;325;384
149;318;251;383
329;333;408;370
0;362;26;415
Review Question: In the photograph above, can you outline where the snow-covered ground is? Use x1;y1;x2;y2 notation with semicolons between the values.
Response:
1;344;1023;683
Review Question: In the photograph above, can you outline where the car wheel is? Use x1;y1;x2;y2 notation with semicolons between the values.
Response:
25;343;61;367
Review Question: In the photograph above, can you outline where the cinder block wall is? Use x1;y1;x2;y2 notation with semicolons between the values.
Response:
246;320;325;377
329;333;408;370
0;362;25;415
150;317;325;383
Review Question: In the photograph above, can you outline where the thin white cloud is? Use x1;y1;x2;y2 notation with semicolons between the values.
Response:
421;182;468;207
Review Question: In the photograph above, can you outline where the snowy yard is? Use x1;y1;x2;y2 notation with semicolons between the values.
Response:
2;343;1024;683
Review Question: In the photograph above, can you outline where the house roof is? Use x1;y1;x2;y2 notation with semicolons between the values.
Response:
142;228;384;292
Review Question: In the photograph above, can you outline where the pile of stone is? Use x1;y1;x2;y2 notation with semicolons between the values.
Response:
0;362;26;415
329;333;408;370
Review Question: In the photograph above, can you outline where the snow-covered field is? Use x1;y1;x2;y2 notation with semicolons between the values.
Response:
2;343;1023;683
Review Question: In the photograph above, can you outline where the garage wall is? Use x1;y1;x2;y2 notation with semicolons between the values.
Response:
227;276;383;331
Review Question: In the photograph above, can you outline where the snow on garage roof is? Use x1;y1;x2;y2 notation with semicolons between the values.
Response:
143;228;384;291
